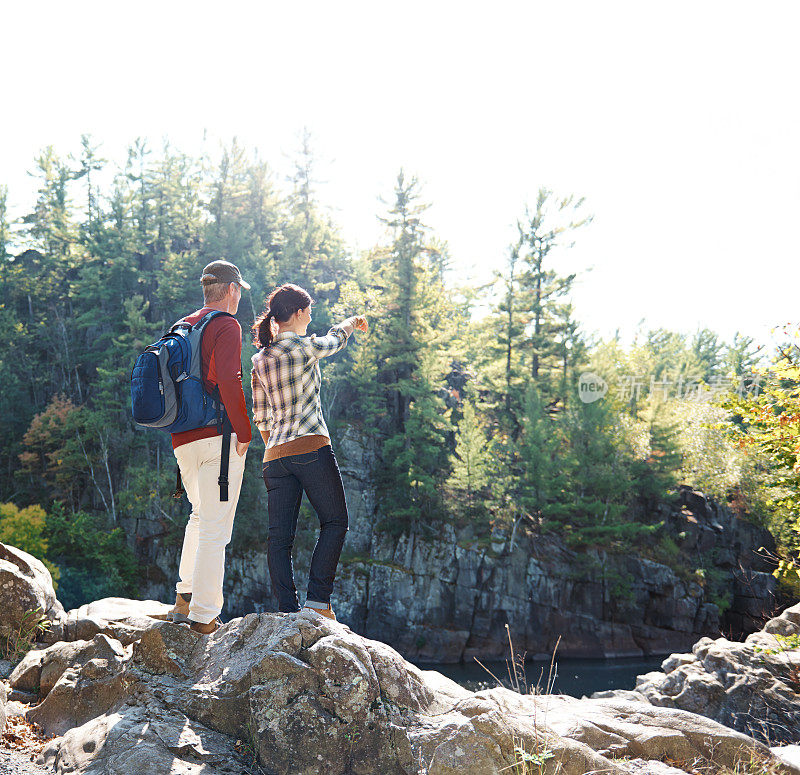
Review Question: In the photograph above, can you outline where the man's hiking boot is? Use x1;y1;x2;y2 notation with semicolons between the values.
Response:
303;601;337;621
168;592;192;624
189;617;223;635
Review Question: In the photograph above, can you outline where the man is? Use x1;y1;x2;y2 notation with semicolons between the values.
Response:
168;260;252;635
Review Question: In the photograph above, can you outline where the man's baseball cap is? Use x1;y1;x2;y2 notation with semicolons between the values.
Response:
201;260;251;290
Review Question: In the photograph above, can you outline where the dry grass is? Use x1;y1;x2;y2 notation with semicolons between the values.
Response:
475;625;564;774
659;749;788;775
609;749;789;775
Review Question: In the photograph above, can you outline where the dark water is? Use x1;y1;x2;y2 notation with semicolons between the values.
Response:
412;655;666;697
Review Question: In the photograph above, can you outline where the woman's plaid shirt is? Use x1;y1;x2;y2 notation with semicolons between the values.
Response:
250;322;353;448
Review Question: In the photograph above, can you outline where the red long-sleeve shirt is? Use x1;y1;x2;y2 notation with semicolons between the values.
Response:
171;307;252;449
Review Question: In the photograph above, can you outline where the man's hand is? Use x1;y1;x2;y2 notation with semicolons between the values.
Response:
353;315;368;333
236;440;250;457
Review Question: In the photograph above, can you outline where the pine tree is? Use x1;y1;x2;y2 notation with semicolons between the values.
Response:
479;190;590;436
73;134;106;232
372;170;428;434
517;384;563;520
288;127;315;231
550;299;585;411
126;138;153;249
206;138;252;259
725;332;761;381
447;401;492;518
644;329;705;386
691;327;724;383
552;391;635;547
516;188;590;394
278;133;349;332
25;146;76;263
475;235;529;435
17;148;84;402
367;171;451;531
631;397;683;503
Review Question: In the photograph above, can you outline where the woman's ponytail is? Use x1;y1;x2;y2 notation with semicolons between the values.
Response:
253;310;275;348
252;283;314;349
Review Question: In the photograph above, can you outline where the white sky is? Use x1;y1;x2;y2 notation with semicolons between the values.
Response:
1;1;798;350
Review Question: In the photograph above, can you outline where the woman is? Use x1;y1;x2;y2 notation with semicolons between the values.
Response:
250;283;367;621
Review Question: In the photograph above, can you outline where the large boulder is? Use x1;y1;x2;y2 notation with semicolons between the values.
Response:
10;633;130;697
53;597;172;645
0;543;65;641
594;601;800;745
39;706;243;775
35;610;798;775
26;640;131;736
0;680;6;733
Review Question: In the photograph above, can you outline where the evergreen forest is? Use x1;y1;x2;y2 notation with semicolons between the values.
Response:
1;135;798;610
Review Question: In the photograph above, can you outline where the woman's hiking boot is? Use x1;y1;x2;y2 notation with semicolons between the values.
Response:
303;601;337;621
168;592;192;624
189;617;223;635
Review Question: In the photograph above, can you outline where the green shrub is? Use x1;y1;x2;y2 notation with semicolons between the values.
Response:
0;606;51;663
45;503;140;609
0;502;61;586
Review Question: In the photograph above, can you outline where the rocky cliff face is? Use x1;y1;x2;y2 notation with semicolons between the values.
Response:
133;432;780;663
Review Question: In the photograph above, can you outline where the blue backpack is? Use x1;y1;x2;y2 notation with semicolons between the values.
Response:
131;310;235;500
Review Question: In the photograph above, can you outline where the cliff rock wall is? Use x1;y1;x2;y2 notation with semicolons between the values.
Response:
135;431;779;663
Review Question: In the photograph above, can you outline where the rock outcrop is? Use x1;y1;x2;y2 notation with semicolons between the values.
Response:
0;539;171;652
1;542;798;774
10;633;129;698
593;601;800;746
28;611;799;775
0;544;65;638
45;597;173;645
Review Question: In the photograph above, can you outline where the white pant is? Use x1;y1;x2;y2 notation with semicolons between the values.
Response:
174;433;247;624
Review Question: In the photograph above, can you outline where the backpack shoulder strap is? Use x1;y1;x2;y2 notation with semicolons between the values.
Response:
194;310;234;332
190;311;238;396
192;312;236;360
169;310;234;336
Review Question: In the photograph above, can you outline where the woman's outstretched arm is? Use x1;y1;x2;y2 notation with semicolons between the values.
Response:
305;315;367;360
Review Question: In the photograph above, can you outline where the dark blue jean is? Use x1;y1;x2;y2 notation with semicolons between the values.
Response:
262;445;349;612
